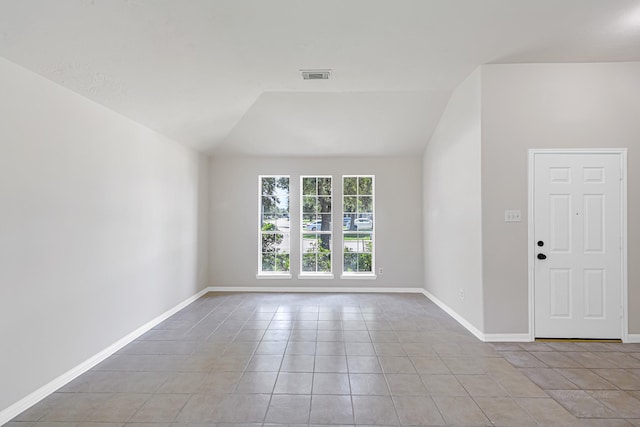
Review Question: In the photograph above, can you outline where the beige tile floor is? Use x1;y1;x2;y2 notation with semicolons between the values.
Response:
6;292;640;426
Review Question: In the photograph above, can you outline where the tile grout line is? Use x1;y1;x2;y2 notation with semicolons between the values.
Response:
414;301;452;425
259;297;282;426
309;303;320;425
345;304;359;426
172;293;253;424
370;300;406;426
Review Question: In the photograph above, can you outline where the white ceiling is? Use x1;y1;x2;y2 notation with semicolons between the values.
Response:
1;0;640;156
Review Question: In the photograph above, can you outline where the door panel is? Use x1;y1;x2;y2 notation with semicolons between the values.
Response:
534;153;621;339
549;269;571;318
583;269;605;318
584;195;604;253
550;194;571;252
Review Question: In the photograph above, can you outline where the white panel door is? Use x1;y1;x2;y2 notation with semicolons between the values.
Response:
534;153;622;338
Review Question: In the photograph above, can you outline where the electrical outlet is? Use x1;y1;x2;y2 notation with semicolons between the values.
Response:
378;267;384;275
459;289;465;300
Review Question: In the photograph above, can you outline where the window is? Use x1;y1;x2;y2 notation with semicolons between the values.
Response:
258;176;290;276
300;176;333;276
342;175;374;275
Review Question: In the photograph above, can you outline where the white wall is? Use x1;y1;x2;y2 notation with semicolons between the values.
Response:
0;57;208;413
481;62;640;334
422;69;484;332
209;156;423;289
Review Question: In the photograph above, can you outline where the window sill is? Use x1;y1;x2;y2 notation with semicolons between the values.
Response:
298;273;335;280
256;273;292;280
340;273;377;280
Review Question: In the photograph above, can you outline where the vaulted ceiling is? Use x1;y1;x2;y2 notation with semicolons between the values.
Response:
1;0;640;156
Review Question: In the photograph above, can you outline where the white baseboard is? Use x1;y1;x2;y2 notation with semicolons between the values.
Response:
207;286;425;294
420;289;486;341
0;287;209;426
210;287;532;342
420;290;532;343
483;333;532;342
625;334;640;343
207;287;534;343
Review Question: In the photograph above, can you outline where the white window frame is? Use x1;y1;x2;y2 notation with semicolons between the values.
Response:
299;175;334;279
257;175;291;279
341;175;376;279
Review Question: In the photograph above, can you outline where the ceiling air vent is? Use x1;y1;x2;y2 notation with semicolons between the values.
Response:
301;69;331;80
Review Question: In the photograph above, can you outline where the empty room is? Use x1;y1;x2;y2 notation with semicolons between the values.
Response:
2;0;640;425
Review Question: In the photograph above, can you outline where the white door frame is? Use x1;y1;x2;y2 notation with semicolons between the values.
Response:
528;148;628;342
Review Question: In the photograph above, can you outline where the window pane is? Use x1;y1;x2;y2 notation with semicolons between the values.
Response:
318;214;332;231
343;196;357;213
357;234;371;252
362;237;373;253
342;216;352;230
261;232;282;252
358;177;373;195
302;253;317;272
344;234;369;253
318;177;332;195
316;234;332;251
277;196;289;217
354;217;373;231
304;219;322;232
344;232;358;240
262;253;275;271
318;252;331;273
343;177;357;195
280;233;290;254
358;253;372;272
261;233;273;252
318;196;331;213
277;177;290;192
262;222;276;234
358;196;373;213
262;177;276;195
276;253;290;272
303;196;317;214
317;235;331;272
302;177;316;195
262;196;277;216
302;232;318;253
344;252;357;272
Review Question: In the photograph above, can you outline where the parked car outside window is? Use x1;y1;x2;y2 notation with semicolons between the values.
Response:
353;218;373;230
305;220;324;231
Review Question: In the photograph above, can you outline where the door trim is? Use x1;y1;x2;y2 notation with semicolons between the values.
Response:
528;148;628;342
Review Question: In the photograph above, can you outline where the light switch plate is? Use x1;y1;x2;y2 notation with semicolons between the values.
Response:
504;210;522;222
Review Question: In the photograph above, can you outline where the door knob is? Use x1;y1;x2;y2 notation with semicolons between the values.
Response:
537;241;544;247
537;253;547;260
